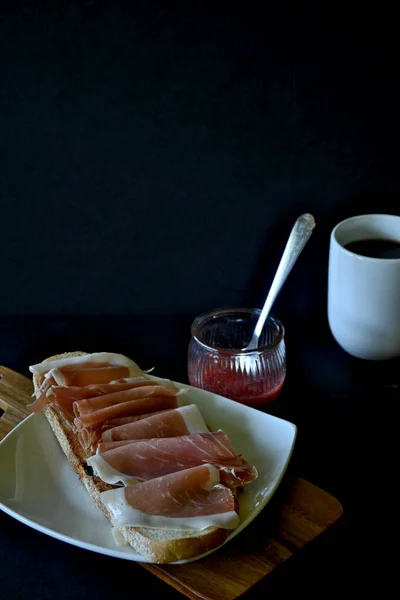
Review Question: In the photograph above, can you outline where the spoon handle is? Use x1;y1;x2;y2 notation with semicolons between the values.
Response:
247;213;316;350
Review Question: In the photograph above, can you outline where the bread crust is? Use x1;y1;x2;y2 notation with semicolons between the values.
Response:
32;352;230;563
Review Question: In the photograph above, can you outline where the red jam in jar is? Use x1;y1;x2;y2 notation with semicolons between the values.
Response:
188;308;286;407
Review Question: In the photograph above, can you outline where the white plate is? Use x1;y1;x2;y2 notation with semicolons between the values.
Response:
0;379;297;564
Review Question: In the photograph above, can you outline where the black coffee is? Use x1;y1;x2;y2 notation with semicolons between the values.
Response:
344;238;400;259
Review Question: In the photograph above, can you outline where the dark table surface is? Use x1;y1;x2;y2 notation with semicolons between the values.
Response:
0;313;395;598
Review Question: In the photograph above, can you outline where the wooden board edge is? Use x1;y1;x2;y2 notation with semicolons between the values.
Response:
140;538;294;600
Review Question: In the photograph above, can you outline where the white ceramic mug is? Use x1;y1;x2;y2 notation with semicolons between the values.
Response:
328;213;400;360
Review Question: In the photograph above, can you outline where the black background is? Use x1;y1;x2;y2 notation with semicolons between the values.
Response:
0;1;398;598
1;1;399;318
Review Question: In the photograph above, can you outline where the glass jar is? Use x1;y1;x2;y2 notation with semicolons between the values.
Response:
188;307;286;407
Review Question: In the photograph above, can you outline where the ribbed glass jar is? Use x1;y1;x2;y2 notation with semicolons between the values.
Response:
188;308;286;407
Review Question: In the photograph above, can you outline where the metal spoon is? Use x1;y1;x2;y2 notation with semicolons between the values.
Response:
243;213;316;351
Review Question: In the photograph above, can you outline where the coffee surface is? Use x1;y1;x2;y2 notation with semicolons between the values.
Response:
344;239;400;259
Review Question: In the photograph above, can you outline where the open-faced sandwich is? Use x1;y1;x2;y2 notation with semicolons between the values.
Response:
28;352;258;564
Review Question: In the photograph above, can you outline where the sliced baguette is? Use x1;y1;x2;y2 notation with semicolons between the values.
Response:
33;351;231;563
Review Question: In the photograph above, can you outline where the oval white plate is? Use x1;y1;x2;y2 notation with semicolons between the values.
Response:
0;379;296;564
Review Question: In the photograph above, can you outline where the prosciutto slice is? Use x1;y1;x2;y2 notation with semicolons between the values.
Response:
76;390;186;450
73;386;180;418
87;430;258;488
102;411;167;429
74;387;185;430
46;379;156;421
28;353;143;413
52;365;132;387
81;410;172;453
29;353;142;376
101;404;208;443
100;464;239;530
97;440;133;452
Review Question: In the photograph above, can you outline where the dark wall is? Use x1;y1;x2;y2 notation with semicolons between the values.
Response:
1;2;398;317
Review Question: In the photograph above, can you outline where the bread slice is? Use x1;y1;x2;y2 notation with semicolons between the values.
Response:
33;352;231;563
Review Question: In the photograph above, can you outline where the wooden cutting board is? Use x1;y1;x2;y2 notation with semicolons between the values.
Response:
0;365;343;600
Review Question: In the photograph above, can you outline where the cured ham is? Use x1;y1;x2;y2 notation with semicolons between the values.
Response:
81;410;173;453
87;430;258;488
74;387;185;430
46;379;156;421
28;353;143;413
76;398;183;450
101;404;208;443
100;464;239;530
102;411;167;429
52;365;132;387
75;390;187;450
97;440;134;452
29;353;142;376
73;385;181;418
30;366;131;412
